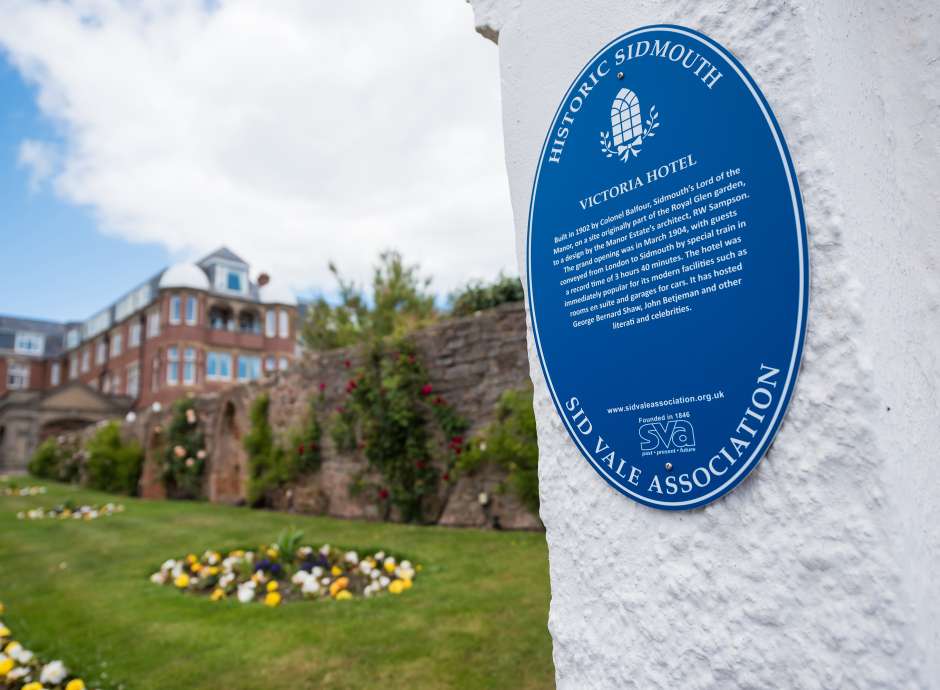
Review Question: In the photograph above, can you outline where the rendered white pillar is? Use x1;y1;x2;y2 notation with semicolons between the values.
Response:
465;1;940;687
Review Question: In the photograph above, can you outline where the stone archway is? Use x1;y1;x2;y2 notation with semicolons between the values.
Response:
207;399;247;504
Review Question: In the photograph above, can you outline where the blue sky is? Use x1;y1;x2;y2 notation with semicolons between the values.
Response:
0;55;171;322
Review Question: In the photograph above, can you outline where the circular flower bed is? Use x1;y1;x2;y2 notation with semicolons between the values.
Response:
150;534;420;605
0;602;90;690
16;503;124;521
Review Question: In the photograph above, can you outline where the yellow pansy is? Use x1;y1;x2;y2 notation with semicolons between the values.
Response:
66;680;86;690
229;549;244;558
22;683;43;690
210;588;225;601
0;625;9;638
207;566;219;576
174;574;190;588
329;577;349;597
266;581;278;592
384;561;396;573
402;578;413;590
186;554;197;564
330;566;342;577
388;579;405;595
190;563;202;573
266;548;278;559
264;592;281;607
0;657;13;675
335;590;353;601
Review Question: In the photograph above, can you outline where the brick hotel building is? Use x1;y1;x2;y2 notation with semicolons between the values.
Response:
0;247;298;411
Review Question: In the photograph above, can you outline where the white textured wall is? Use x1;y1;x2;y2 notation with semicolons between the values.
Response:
465;1;940;687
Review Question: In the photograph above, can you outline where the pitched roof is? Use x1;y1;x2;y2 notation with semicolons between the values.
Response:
197;246;248;266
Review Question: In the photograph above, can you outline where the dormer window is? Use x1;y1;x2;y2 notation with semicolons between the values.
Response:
14;332;44;355
227;270;243;292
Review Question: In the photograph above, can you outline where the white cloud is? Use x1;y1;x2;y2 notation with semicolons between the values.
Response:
17;138;57;191
0;0;515;298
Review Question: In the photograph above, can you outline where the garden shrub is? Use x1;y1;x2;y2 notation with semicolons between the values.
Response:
84;421;144;495
459;387;539;514
292;394;323;474
28;438;62;480
449;274;524;317
162;397;207;499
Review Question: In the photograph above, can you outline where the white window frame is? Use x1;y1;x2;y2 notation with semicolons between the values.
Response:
169;295;181;325
129;322;142;348
96;339;107;365
81;348;90;373
7;362;29;389
14;332;44;355
278;309;289;338
206;351;232;381
167;346;179;385
126;362;140;397
237;355;261;382
111;332;123;357
183;347;196;385
50;361;61;387
265;310;276;338
68;355;78;380
185;295;198;325
265;355;276;372
147;309;161;338
278;356;289;371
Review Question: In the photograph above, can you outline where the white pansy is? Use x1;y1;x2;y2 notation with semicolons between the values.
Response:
298;546;313;558
237;584;255;603
219;573;235;588
320;577;331;586
397;566;415;580
301;578;320;595
374;551;386;561
379;576;390;588
12;646;33;663
370;570;380;580
291;571;310;585
344;550;358;565
150;572;167;585
360;561;373;575
171;563;184;578
162;559;177;571
319;544;331;556
40;659;69;684
7;667;30;681
311;567;324;579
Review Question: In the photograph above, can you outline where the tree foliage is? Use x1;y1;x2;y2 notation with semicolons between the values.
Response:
448;274;524;317
301;251;436;351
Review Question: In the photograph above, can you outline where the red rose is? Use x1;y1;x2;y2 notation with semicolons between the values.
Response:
344;359;351;369
420;384;433;396
416;460;427;470
450;435;463;446
378;488;389;500
298;444;305;455
408;355;415;364
442;473;450;482
319;382;326;392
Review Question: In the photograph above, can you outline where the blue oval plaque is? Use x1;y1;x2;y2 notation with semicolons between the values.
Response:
528;25;807;510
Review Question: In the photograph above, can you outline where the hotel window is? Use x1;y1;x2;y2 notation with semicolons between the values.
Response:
167;346;179;385
7;362;29;390
237;355;261;382
265;310;276;337
186;295;198;325
69;355;78;380
169;295;181;325
66;329;80;349
206;351;232;380
112;372;122;394
126;362;140;398
183;347;196;385
50;362;61;387
111;332;123;357
14;332;44;355
278;309;289;338
147;309;161;338
129;322;141;348
96;339;107;365
226;269;245;292
265;356;276;372
81;348;90;373
279;356;289;371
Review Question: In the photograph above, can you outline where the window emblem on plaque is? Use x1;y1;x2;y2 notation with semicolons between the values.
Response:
600;87;660;162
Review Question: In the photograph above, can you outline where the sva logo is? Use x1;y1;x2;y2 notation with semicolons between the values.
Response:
638;420;696;452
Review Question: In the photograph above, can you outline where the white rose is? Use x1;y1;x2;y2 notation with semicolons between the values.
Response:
41;659;69;684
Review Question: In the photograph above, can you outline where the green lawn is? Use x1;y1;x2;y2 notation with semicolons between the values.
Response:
0;481;554;689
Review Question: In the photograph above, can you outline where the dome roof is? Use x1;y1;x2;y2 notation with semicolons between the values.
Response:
259;280;297;306
159;263;210;290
